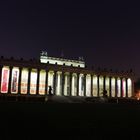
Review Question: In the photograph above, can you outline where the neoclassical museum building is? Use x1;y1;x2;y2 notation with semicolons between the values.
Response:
0;52;134;98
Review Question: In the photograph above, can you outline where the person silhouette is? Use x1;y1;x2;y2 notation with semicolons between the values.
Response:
99;90;108;103
48;86;53;95
103;90;108;98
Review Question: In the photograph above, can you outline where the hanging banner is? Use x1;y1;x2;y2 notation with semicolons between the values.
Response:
11;68;19;93
1;67;10;93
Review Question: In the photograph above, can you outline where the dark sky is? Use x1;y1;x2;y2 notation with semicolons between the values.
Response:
0;1;140;79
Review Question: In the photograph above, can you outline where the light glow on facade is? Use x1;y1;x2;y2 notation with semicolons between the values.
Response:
56;71;62;96
93;75;98;97
30;69;37;94
71;73;77;96
64;73;68;96
0;56;133;99
105;77;110;96
128;78;132;97
79;74;84;96
99;76;104;96
21;68;28;94
117;78;121;97
122;78;126;97
111;77;115;97
39;70;46;95
48;71;54;94
40;56;85;68
86;74;91;97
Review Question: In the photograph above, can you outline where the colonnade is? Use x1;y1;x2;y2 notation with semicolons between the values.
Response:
0;66;133;98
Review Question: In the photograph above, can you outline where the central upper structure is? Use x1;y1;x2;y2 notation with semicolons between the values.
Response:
40;51;85;68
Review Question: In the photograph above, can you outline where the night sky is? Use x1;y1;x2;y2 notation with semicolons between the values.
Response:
0;1;140;80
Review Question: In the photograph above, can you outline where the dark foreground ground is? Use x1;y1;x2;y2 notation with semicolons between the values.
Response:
1;98;140;139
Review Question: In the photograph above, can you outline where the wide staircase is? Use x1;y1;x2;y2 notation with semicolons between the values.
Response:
0;93;139;105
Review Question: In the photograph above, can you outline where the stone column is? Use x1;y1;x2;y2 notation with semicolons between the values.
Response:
71;74;75;96
84;74;86;97
79;74;83;96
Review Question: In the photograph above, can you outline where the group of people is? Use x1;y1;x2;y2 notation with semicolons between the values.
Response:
102;90;108;98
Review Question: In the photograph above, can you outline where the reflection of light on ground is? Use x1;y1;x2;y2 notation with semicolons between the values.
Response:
45;96;48;101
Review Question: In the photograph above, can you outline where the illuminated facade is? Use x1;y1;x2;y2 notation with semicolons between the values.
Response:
0;54;134;98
